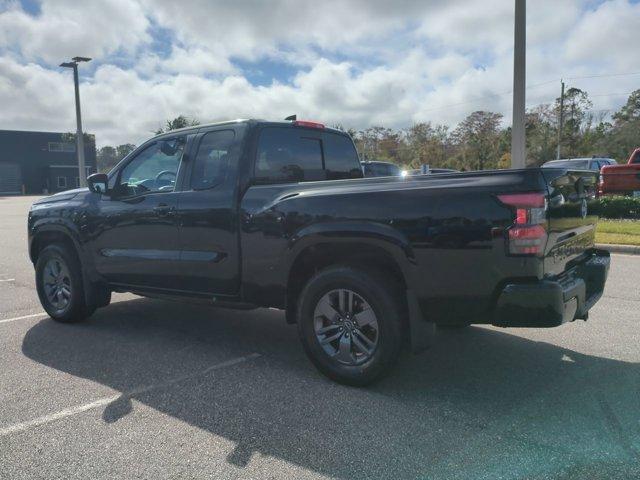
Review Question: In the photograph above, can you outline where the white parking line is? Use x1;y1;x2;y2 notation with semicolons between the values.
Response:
0;312;47;324
0;278;15;282
0;352;261;437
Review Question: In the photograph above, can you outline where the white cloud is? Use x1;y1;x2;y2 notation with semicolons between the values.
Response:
565;0;640;69
0;0;637;147
0;0;150;64
137;46;237;77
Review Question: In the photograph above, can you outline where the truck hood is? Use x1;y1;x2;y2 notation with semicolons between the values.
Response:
32;187;90;205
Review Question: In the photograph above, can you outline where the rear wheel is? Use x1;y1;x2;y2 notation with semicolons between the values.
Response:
35;244;94;323
297;266;404;386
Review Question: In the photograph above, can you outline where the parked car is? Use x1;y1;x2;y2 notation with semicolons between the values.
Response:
599;148;640;196
28;119;610;385
361;160;402;177
542;157;617;171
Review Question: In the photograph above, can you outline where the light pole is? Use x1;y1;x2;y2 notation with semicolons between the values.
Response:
60;56;91;187
511;0;526;169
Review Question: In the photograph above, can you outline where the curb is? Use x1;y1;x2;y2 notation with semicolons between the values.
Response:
596;243;640;255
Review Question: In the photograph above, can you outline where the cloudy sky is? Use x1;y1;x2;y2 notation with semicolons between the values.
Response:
0;0;639;146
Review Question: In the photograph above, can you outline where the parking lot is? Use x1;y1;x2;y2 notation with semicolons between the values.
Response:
0;194;639;479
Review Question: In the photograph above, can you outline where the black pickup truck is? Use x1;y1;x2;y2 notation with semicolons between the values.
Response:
28;119;610;385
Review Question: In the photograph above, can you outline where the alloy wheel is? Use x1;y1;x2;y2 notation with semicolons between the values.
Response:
313;289;379;365
43;257;72;313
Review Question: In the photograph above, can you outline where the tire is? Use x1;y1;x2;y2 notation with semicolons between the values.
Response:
35;243;94;323
297;266;404;386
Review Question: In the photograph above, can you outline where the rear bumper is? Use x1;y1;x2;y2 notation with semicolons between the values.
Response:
493;249;610;327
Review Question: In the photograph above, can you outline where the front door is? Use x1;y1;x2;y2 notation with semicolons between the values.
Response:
92;135;189;291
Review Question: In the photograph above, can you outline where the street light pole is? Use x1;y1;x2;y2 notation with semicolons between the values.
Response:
556;79;565;159
60;57;91;187
511;0;526;169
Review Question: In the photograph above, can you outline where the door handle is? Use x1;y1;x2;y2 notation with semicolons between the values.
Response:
153;204;174;216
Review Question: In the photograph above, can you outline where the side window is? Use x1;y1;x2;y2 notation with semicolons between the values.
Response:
371;163;389;176
255;127;324;183
323;133;363;180
190;130;236;190
117;137;185;196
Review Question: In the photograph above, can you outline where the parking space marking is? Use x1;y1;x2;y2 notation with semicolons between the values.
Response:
0;278;15;282
0;352;261;437
0;312;47;324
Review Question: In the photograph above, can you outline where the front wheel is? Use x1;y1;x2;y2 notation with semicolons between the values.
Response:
35;244;94;323
297;266;404;386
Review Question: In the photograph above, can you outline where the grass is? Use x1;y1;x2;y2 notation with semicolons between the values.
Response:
596;219;640;246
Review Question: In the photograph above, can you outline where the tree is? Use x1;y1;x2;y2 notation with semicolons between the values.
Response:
336;86;639;171
404;123;451;168
453;111;503;170
97;143;137;172
556;87;592;157
613;89;640;124
156;115;200;134
116;143;136;160
525;104;557;166
96;146;117;172
61;132;95;145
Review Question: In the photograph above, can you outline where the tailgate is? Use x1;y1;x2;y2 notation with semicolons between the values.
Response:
600;164;640;194
541;168;599;277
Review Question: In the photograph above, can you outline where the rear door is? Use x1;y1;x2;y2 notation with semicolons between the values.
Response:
172;124;245;295
542;168;599;276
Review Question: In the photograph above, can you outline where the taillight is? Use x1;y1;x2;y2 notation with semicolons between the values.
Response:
497;192;547;256
293;120;325;129
598;173;604;196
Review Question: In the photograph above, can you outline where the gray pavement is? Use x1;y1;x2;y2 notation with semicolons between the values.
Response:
0;195;639;479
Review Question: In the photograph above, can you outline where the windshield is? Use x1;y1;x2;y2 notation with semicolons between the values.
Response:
543;159;591;170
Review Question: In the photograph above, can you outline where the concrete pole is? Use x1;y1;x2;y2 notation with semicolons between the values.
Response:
72;64;87;187
511;0;526;169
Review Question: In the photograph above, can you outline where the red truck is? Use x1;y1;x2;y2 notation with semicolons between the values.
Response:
599;148;640;196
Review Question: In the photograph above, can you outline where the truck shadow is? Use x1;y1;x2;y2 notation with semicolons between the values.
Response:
21;297;640;479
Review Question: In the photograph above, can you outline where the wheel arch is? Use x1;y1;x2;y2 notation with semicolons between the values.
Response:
30;224;105;309
30;225;82;266
284;224;415;325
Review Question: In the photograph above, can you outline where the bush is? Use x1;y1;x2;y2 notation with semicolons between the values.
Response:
593;196;640;219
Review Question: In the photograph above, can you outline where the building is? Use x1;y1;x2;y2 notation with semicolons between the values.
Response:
0;129;96;195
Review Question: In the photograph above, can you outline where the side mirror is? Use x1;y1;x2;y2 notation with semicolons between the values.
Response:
87;173;109;194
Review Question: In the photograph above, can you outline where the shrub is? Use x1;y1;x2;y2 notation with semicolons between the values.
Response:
594;196;640;219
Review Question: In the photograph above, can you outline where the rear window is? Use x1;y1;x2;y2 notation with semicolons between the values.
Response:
255;128;323;183
255;127;361;184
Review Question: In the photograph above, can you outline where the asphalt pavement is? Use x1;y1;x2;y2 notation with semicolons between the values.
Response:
0;195;639;480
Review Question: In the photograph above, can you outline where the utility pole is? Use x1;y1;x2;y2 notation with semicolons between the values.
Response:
556;80;565;159
60;57;91;187
511;0;526;169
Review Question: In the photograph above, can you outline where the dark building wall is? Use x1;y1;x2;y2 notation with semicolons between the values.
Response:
0;130;96;194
